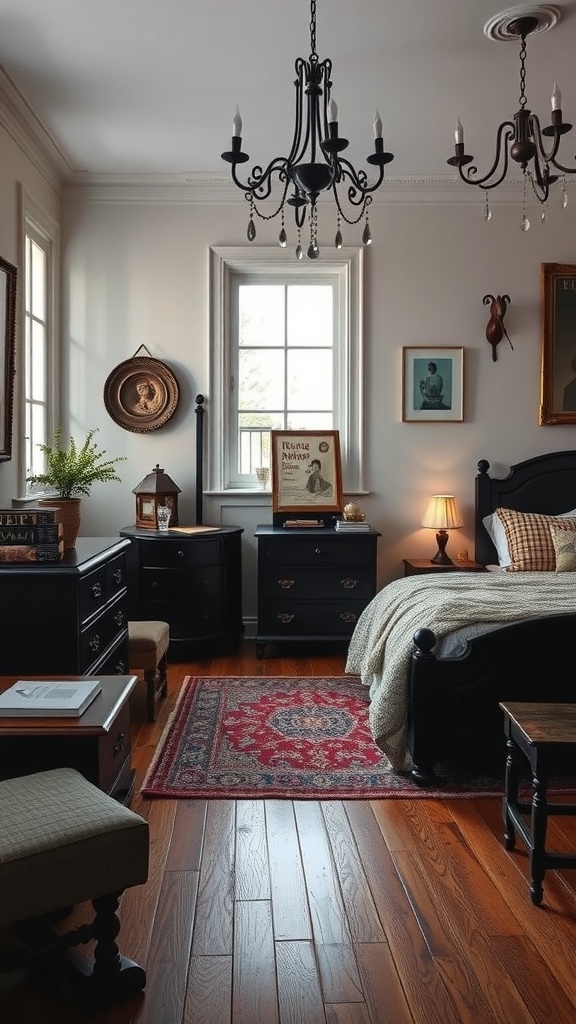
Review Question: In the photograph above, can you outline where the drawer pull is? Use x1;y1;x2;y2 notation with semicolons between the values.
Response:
113;733;126;755
114;611;125;627
113;569;122;584
91;582;103;599
89;634;101;652
115;660;126;673
314;547;322;556
341;578;359;589
277;613;295;623
340;611;358;624
177;549;185;558
277;578;295;589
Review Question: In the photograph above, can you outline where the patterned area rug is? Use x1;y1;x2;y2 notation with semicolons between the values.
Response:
141;676;576;800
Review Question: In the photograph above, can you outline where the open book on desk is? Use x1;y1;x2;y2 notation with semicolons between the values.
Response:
0;680;102;717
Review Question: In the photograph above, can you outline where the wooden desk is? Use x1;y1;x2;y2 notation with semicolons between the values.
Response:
0;674;137;802
500;701;576;905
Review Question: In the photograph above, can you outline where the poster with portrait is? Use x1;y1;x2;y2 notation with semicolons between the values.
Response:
540;263;576;424
402;347;464;422
270;430;344;516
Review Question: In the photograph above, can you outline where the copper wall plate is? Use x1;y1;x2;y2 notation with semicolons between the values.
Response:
103;357;180;433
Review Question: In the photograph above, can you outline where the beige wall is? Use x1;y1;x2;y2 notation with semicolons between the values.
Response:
1;128;576;623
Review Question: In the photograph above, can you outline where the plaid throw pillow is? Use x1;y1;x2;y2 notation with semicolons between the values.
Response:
496;508;576;571
550;524;576;572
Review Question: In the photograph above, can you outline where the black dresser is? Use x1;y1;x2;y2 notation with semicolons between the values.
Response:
119;525;244;658
0;537;130;675
254;524;380;657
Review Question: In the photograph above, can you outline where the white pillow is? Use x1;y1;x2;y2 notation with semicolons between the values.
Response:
482;506;576;567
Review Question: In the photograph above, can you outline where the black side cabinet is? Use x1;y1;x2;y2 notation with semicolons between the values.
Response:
119;526;244;658
254;524;380;657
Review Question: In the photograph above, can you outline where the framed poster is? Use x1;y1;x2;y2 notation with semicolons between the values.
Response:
271;430;344;515
540;263;576;425
0;256;17;462
402;346;464;422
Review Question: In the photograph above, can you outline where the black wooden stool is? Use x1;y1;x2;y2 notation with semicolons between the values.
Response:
499;701;576;906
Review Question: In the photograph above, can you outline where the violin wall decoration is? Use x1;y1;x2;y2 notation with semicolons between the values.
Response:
483;294;513;362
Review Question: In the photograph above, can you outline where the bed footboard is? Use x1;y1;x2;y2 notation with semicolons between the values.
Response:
407;614;576;785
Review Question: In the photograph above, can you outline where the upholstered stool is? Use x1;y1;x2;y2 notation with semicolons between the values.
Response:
0;767;149;1005
128;620;169;722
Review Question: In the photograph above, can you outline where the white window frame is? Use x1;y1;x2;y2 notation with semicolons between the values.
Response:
208;245;365;495
17;186;61;495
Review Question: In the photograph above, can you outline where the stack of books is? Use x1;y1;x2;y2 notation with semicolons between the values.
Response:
0;508;64;562
335;519;371;532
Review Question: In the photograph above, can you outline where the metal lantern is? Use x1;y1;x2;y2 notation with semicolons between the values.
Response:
133;464;181;530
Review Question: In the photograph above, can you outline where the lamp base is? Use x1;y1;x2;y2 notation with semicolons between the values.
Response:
430;529;454;565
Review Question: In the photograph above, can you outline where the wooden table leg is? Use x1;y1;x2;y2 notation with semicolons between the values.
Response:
503;736;520;851
529;766;549;907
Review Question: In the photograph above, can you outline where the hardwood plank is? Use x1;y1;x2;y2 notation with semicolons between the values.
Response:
490;935;576;1024
191;800;236;956
165;800;207;871
233;900;279;1024
133;869;198;1024
266;800;313;941
184;955;232;1024
235;800;271;900
354;941;415;1024
324;1005;372;1024
321;801;386;942
275;940;325;1024
315;944;364;1003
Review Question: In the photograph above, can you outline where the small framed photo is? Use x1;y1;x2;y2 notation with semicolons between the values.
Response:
402;346;464;422
540;263;576;424
271;430;344;516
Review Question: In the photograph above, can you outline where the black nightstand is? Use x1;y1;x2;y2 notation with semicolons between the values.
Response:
255;524;380;657
403;558;486;577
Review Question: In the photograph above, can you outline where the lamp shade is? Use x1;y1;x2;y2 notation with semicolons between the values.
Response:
421;494;463;531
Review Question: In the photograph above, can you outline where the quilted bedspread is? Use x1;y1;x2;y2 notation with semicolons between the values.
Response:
345;571;576;769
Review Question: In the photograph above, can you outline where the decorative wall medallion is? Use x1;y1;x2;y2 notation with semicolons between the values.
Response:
103;357;180;433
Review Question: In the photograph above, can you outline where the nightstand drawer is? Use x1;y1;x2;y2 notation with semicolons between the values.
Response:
141;565;221;601
259;536;374;568
80;592;127;668
139;539;221;568
260;566;374;601
258;600;365;636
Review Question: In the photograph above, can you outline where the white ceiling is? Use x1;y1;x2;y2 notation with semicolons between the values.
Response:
0;0;575;182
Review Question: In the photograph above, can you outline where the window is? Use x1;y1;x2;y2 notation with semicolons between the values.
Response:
209;246;364;493
18;189;60;493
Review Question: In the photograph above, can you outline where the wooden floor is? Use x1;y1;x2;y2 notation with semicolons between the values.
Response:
3;642;576;1023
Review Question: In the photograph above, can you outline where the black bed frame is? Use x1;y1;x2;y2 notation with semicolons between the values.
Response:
406;450;576;784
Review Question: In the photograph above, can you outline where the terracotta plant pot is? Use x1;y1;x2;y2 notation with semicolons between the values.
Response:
38;497;82;549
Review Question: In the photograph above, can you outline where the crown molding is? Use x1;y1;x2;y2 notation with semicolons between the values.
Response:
0;66;73;192
60;170;568;206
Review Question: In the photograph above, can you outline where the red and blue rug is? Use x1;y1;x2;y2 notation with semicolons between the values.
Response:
141;675;573;800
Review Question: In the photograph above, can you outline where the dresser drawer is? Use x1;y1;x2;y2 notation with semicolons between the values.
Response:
141;600;222;640
259;536;374;568
258;600;366;636
106;551;127;597
79;564;108;623
139;538;221;568
88;632;129;676
80;592;127;668
260;565;374;601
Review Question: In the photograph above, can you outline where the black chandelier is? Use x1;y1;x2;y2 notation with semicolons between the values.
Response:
221;0;394;259
447;11;576;227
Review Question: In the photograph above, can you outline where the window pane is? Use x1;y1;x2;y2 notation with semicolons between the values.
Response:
30;321;47;401
287;285;333;347
238;349;285;410
287;349;332;410
286;412;334;430
239;285;284;347
31;240;46;319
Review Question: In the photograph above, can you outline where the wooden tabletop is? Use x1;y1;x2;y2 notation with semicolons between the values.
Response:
0;675;137;736
499;702;576;746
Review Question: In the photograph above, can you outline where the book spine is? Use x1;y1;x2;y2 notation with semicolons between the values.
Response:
0;543;63;562
0;509;60;526
0;524;63;544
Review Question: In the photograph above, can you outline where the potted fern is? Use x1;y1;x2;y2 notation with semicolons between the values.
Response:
27;427;126;548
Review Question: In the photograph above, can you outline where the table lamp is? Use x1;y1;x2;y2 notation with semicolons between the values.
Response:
421;494;463;565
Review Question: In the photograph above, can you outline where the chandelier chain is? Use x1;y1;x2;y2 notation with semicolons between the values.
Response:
310;0;317;57
518;36;528;110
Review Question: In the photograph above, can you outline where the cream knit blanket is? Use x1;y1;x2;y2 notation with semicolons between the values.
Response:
345;572;576;769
